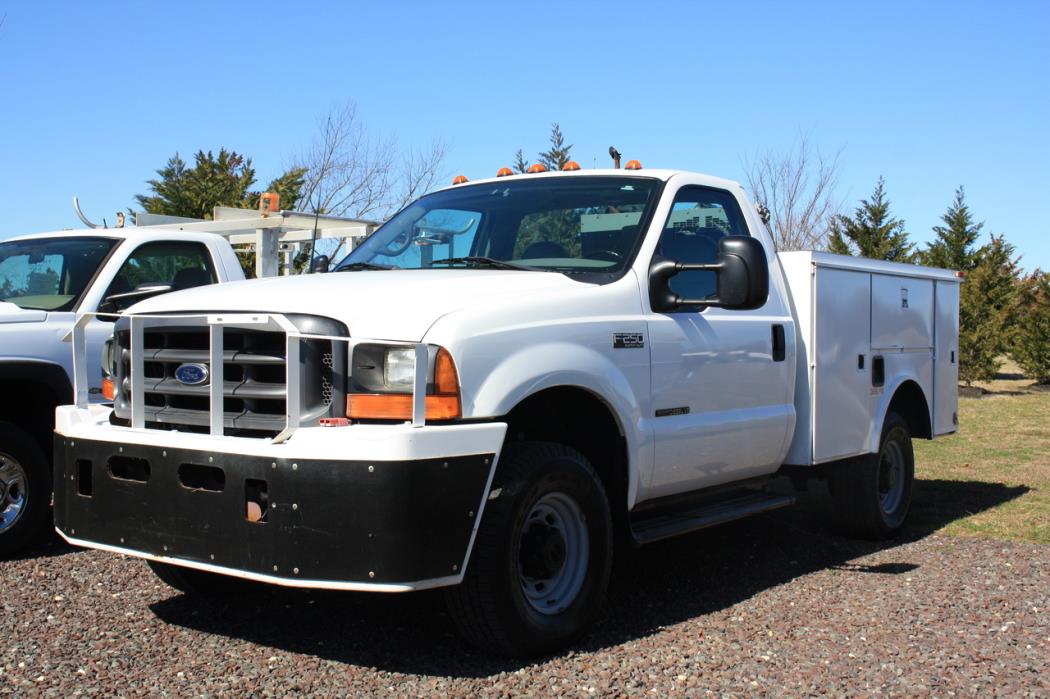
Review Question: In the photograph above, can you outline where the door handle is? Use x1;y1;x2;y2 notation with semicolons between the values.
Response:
771;324;786;362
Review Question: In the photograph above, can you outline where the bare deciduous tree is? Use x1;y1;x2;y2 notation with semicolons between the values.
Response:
296;102;447;221
742;136;842;251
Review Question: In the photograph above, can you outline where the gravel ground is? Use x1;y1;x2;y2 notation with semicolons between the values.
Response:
2;508;1047;697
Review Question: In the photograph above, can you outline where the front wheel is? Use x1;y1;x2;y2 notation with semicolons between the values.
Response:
0;422;52;558
444;441;613;657
831;411;915;539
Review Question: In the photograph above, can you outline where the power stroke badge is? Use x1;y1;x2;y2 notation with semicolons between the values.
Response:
613;333;645;349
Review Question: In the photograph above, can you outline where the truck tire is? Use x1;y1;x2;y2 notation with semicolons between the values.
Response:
831;411;914;539
0;422;52;558
147;561;256;597
444;441;613;657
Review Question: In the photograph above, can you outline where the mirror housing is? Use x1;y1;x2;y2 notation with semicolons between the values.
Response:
649;236;769;312
310;254;330;273
98;283;174;318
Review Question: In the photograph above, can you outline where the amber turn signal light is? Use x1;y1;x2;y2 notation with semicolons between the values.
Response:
101;377;116;401
346;348;461;421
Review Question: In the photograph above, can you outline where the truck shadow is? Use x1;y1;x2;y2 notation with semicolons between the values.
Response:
148;478;1028;677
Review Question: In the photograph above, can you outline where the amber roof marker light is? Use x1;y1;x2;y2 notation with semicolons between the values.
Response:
625;159;643;170
562;161;581;171
527;164;548;173
452;175;469;185
496;167;514;177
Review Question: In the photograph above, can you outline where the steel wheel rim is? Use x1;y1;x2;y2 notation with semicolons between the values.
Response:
878;439;905;516
0;453;28;533
518;492;590;615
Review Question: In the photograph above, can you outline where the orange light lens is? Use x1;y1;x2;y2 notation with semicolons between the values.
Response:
452;174;469;185
347;394;461;421
101;377;116;401
496;167;514;177
562;161;581;171
625;159;642;170
527;163;548;173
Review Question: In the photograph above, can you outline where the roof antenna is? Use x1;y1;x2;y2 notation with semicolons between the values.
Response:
609;146;622;169
72;196;101;229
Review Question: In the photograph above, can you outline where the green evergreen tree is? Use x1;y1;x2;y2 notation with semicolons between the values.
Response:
921;186;983;271
958;234;1021;385
135;149;305;220
827;178;914;262
1009;270;1050;384
538;123;573;171
513;149;530;174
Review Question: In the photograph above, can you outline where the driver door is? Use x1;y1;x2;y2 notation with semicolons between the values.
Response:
645;185;793;497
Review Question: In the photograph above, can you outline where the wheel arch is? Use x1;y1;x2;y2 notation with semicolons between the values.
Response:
0;360;71;453
874;378;932;450
500;385;633;528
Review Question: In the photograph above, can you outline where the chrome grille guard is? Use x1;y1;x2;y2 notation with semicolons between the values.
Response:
65;312;431;443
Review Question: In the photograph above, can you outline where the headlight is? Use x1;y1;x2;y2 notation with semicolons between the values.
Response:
383;348;417;390
347;343;460;421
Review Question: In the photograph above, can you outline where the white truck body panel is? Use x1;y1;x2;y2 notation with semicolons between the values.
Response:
780;251;961;465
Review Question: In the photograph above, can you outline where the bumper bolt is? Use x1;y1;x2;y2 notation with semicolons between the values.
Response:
271;462;277;470
210;554;215;560
368;465;374;473
292;503;298;511
368;571;375;578
452;564;458;572
273;565;279;572
292;463;298;471
293;567;299;575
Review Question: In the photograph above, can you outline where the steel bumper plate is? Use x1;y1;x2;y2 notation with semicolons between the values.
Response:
53;436;494;586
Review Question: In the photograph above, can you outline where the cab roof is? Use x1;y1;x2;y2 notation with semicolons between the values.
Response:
435;168;744;194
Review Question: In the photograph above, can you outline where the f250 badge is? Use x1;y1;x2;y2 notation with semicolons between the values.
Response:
613;333;645;349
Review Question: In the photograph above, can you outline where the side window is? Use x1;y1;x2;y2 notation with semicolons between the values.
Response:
105;242;216;309
655;187;750;303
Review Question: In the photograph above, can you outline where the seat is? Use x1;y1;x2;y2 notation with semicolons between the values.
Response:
172;267;212;290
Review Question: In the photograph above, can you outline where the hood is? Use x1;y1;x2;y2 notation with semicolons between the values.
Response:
0;301;47;324
127;269;589;340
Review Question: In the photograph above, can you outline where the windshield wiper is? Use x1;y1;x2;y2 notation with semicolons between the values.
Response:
335;262;399;271
430;256;537;271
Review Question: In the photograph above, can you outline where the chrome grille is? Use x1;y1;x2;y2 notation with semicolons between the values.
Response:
112;314;347;437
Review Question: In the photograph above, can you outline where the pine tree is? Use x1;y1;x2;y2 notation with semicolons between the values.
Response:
1009;270;1050;384
921;186;983;271
827;178;914;262
513;149;530;174
135;149;305;220
538;123;573;171
957;234;1021;385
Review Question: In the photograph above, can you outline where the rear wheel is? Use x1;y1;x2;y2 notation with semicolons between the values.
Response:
0;422;51;558
444;441;613;657
831;411;914;539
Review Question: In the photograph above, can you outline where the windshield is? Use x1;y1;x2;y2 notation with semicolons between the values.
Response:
0;237;118;311
337;176;661;279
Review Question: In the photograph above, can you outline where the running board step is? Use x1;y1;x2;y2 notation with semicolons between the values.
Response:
629;492;796;545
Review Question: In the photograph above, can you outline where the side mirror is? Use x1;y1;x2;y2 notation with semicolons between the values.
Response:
98;283;175;318
649;236;769;312
310;254;330;273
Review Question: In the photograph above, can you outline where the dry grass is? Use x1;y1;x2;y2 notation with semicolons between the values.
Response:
912;358;1050;544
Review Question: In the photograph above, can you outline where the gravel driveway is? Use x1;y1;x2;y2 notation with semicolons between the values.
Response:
2;500;1047;697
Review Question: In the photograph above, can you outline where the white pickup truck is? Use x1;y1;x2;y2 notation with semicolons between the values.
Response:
0;228;244;555
53;167;960;656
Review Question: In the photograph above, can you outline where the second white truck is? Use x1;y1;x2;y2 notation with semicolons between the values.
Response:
52;166;960;655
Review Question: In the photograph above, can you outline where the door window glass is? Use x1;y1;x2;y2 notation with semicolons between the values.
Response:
104;242;216;310
655;187;750;302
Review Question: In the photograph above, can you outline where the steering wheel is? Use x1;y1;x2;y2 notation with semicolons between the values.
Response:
582;249;624;263
376;229;414;257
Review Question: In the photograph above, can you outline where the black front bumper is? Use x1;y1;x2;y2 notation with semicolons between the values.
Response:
54;436;493;586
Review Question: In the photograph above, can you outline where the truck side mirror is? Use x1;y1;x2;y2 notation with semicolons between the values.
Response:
310;254;330;273
649;236;769;312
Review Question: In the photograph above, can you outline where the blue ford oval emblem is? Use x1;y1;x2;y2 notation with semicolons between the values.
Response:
174;363;210;386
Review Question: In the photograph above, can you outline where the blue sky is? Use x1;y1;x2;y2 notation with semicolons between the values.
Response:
1;1;1047;271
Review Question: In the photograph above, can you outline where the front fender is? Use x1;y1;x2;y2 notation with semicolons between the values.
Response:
467;342;652;509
